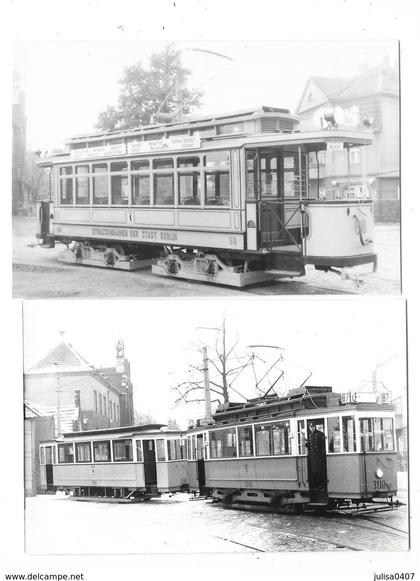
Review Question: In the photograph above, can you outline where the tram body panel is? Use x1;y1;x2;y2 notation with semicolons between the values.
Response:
156;460;189;492
49;462;146;490
362;452;398;496
325;452;397;498
53;220;245;251
304;201;375;263
203;456;306;492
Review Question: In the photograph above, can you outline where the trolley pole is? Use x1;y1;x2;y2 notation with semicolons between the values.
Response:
202;346;212;422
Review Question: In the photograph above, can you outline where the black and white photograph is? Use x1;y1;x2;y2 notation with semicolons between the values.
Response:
12;37;401;296
3;1;420;581
23;299;408;554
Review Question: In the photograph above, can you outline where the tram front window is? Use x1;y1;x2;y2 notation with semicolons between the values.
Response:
360;418;395;452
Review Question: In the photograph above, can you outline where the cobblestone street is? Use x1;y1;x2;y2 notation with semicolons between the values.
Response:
13;218;400;297
25;476;408;554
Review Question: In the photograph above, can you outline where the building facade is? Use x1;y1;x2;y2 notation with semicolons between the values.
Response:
24;338;135;435
296;60;399;222
24;403;55;496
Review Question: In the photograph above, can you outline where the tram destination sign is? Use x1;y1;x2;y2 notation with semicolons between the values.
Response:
340;392;391;405
70;136;201;160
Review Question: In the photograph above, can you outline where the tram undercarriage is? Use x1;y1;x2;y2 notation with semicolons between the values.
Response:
210;487;402;515
53;237;376;288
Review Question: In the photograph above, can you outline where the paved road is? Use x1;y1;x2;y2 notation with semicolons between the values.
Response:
25;488;408;554
12;218;400;298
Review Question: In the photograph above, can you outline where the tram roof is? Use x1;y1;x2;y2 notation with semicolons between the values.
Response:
66;106;298;143
60;423;182;439
37;126;373;168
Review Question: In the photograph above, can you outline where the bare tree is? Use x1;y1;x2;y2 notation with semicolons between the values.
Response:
134;411;157;425
171;317;285;410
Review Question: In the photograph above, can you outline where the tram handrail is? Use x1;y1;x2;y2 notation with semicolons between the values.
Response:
258;200;304;253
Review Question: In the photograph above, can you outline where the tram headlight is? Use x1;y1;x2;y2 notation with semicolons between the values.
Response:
376;468;384;478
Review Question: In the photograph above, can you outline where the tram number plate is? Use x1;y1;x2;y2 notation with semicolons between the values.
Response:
372;479;388;490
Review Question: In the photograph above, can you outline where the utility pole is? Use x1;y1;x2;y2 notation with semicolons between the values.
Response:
56;372;62;437
202;346;212;422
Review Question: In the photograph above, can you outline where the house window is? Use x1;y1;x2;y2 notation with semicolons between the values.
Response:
93;390;97;413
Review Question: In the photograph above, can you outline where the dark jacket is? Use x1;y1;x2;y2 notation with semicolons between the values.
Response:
306;429;326;454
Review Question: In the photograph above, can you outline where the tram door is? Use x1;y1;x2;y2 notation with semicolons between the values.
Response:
143;440;157;488
196;434;206;495
245;149;288;250
45;446;54;491
38;201;54;244
305;419;329;503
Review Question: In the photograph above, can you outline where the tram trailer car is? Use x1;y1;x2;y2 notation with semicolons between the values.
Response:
186;387;399;512
39;424;189;501
37;106;376;287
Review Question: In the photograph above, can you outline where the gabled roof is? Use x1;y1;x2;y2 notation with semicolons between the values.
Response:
310;76;351;98
296;64;399;114
338;65;399;100
96;366;129;395
27;341;93;375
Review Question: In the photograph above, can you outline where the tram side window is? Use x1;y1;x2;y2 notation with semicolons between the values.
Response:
112;439;133;462
156;439;166;461
58;443;74;463
178;157;201;206
246;152;257;200
204;151;230;206
135;440;143;462
167;439;184;460
260;155;278;197
327;416;342;453
238;426;253;457
209;429;236;459
60;167;74;205
272;422;290;455
255;422;291;456
153;159;174;205
93;440;111;462
92;163;108;205
297;420;306;455
283;154;298;198
111;162;128;205
132;175;150;205
343;416;356;452
75;442;92;463
75;166;90;205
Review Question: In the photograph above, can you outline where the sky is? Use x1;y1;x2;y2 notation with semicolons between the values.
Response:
13;35;398;151
23;298;407;429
